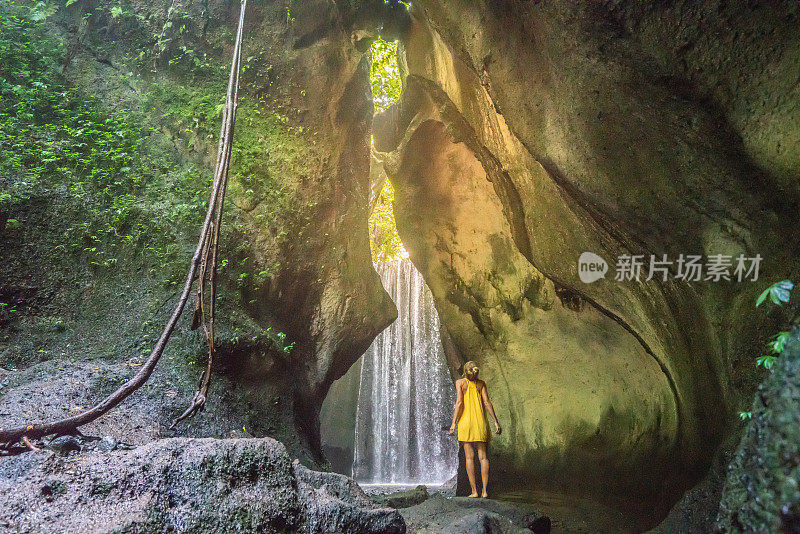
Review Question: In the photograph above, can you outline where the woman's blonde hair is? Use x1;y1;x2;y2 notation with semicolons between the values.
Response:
462;360;479;380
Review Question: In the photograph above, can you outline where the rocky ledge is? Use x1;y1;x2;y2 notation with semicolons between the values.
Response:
0;437;404;533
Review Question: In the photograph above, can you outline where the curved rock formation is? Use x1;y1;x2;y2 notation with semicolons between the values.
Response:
373;0;800;522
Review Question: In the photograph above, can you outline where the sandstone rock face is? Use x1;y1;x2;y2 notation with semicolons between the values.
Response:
0;437;405;533
374;0;800;521
195;0;397;450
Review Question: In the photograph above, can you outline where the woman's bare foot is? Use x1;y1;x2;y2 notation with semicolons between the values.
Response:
481;492;489;498
467;492;479;498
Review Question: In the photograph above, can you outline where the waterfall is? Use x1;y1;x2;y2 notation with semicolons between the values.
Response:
352;259;458;485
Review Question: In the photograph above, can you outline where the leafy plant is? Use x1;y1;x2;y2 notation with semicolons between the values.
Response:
368;178;405;262
750;280;796;375
369;38;401;113
767;330;791;354
756;280;793;307
756;354;776;370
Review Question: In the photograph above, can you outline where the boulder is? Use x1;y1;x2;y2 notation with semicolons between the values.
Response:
445;510;505;534
373;484;431;509
400;493;537;533
0;437;405;534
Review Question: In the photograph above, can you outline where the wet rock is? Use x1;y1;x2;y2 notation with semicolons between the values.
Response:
526;514;552;534
95;436;117;452
372;485;430;509
293;461;405;533
401;493;537;533
446;510;504;534
45;435;81;454
387;485;430;509
442;474;458;493
0;437;405;533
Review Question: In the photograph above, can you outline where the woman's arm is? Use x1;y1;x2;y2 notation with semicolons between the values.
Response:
480;383;502;434
449;380;464;435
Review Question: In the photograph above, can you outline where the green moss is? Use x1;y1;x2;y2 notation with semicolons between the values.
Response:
0;5;215;285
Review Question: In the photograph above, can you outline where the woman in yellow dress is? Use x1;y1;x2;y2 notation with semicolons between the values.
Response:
448;361;502;498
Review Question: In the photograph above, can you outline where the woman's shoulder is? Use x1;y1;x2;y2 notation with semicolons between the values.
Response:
475;379;487;388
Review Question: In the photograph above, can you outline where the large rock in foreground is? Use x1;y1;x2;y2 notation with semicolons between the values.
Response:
0;437;405;534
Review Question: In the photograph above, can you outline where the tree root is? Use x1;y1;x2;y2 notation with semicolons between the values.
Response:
21;436;39;452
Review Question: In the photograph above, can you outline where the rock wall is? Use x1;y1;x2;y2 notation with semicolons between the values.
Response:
715;328;800;532
374;0;800;523
0;0;398;462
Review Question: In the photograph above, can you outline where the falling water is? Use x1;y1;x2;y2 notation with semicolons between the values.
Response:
353;259;458;485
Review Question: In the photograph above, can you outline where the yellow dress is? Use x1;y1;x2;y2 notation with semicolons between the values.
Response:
458;379;489;442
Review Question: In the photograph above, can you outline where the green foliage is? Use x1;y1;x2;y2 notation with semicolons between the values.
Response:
756;280;793;307
0;5;207;275
739;411;752;421
367;38;405;261
368;179;405;262
752;279;796;373
369;38;401;113
767;330;791;355
29;1;58;21
756;331;791;370
756;355;776;369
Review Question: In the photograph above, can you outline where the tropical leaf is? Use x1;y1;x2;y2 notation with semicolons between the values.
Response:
756;355;776;369
756;287;770;307
768;331;791;354
756;279;794;307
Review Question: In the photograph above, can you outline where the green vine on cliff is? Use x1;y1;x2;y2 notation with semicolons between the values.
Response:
0;4;209;279
754;280;795;370
740;279;798;420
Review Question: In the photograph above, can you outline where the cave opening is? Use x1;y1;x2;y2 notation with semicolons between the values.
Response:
367;37;406;264
319;37;457;487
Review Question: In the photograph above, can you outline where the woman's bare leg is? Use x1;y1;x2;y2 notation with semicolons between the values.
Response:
477;442;489;498
463;442;478;497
